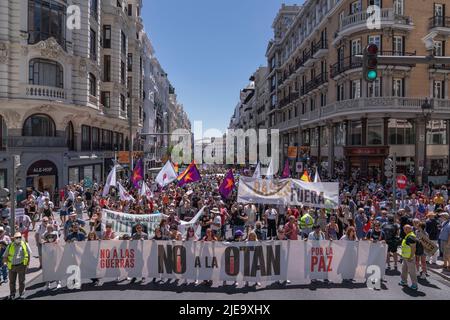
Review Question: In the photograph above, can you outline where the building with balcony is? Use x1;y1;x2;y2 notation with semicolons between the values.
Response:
262;0;450;184
0;0;188;195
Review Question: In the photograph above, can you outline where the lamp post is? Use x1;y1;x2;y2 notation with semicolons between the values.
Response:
421;98;433;186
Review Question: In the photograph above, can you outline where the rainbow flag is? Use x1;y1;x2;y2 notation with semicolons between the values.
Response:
300;170;311;182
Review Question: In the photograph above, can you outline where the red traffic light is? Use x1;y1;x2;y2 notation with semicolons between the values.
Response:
367;57;377;67
367;43;378;55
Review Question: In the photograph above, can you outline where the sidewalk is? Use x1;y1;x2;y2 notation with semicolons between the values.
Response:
0;228;42;298
427;260;450;281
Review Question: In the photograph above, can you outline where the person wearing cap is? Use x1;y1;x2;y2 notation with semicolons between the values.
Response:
2;232;32;299
35;217;50;269
74;196;85;220
63;212;85;239
42;231;62;290
438;212;450;271
210;207;222;239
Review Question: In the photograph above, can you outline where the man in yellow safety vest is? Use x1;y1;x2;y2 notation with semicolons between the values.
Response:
299;209;315;239
2;232;31;300
399;225;418;291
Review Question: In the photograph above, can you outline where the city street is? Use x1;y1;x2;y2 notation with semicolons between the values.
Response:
19;268;450;300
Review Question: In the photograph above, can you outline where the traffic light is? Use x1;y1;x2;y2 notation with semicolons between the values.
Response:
384;158;393;178
363;43;379;82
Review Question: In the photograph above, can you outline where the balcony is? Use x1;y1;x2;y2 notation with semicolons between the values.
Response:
24;84;70;102
301;98;450;124
7;136;67;149
302;73;328;95
302;49;315;68
430;64;450;71
330;57;362;79
278;92;300;109
312;39;328;59
429;16;450;34
335;8;413;43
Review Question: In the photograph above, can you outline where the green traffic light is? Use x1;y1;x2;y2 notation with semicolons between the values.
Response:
367;70;377;81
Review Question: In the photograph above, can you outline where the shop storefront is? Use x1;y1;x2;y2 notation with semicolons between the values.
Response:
26;160;58;194
344;146;389;180
68;163;103;185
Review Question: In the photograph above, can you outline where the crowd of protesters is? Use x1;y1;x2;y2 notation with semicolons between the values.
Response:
0;165;450;294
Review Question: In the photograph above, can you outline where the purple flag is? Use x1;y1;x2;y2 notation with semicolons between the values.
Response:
281;160;291;178
178;161;201;187
219;169;235;199
131;158;144;189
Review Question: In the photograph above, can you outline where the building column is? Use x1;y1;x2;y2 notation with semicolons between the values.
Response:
344;120;351;179
361;118;368;177
383;117;389;146
317;126;321;166
328;122;335;178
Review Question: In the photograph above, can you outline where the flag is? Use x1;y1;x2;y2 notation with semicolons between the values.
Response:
281;160;290;178
314;168;321;183
265;158;274;179
219;169;235;199
156;160;178;187
118;182;135;202
131;158;144;189
178;161;201;187
252;162;261;179
173;162;179;174
300;170;311;182
140;181;153;200
102;165;117;197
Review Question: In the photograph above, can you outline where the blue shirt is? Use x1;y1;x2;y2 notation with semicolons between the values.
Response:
66;232;86;242
439;221;450;241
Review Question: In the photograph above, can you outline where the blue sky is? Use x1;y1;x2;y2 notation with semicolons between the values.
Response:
144;0;302;134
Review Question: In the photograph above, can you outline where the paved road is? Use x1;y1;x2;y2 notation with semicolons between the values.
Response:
17;267;450;300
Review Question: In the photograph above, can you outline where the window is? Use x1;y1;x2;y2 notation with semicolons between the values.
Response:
350;1;361;14
367;78;382;97
103;25;111;48
368;35;381;50
128;53;133;72
320;127;329;147
90;28;97;61
434;3;445;17
369;0;381;7
434;41;444;56
394;0;404;15
427;120;447;145
303;130;310;145
337;83;345;101
351;39;362;57
89;73;97;97
311;128;319;147
127;76;132;97
351;80;361;99
92;127;100;150
393;36;404;55
128;4;132;16
101;91;110;108
388;119;415;145
334;123;346;146
392;78;404;97
310;97;316;111
90;0;98;20
0;116;7;151
23;114;55;137
117;0;122;8
81;125;91;151
66;121;75;151
0;169;7;189
434;81;445;99
103;130;112;150
121;60;126;84
121;31;127;56
320;92;327;106
349;120;362;145
367;120;383;145
120;94;126;112
103;55;111;82
28;0;67;49
29;58;63;88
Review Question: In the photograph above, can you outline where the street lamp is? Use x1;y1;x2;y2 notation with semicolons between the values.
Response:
422;98;433;185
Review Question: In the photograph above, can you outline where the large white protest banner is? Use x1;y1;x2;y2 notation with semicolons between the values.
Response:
237;177;291;205
42;240;386;283
237;177;339;208
102;207;205;238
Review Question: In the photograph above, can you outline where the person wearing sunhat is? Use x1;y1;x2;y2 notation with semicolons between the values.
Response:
2;232;32;300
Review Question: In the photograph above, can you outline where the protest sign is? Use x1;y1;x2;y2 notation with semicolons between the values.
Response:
42;240;386;283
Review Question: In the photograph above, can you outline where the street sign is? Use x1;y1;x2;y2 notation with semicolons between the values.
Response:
296;162;303;173
396;174;407;189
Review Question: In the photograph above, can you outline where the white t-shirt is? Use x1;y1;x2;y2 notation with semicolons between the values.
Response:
266;208;277;220
211;215;222;231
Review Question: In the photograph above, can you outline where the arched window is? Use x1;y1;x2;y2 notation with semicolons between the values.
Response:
29;58;64;88
23;114;56;137
66;121;75;150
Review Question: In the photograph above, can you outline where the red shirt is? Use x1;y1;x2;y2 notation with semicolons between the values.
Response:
284;222;299;240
